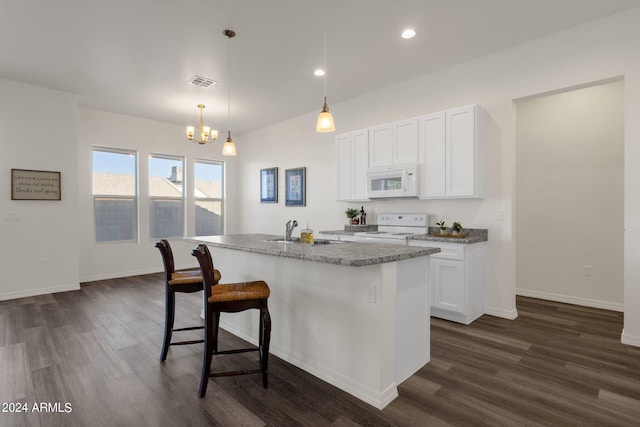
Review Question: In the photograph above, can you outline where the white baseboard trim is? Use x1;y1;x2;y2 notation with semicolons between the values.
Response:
484;306;518;320
0;283;80;301
621;330;640;347
516;289;623;312
79;264;198;284
219;320;397;410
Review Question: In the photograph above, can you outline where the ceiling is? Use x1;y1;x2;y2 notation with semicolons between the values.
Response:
2;0;639;134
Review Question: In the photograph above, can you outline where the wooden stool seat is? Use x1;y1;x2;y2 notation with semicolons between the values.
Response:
192;244;271;398
209;281;270;303
169;269;221;285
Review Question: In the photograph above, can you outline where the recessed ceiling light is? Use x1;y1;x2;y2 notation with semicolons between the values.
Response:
401;29;416;39
314;69;325;77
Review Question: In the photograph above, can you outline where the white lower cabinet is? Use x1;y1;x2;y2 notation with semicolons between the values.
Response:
409;240;486;324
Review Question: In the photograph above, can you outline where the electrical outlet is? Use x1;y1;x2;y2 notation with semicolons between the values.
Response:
496;210;504;221
42;258;49;268
583;265;593;277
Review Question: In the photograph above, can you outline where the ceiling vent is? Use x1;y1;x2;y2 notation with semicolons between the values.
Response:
188;75;217;88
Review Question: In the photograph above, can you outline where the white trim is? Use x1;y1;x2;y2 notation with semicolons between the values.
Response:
0;283;80;301
484;305;518;320
621;330;640;347
79;263;198;283
516;288;623;312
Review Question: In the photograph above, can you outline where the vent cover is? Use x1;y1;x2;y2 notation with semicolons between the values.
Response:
188;75;217;88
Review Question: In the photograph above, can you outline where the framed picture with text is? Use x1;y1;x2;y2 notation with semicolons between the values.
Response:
11;169;61;200
260;167;278;203
285;167;306;207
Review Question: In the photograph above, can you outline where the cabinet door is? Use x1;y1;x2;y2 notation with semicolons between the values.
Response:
351;129;369;200
393;119;419;164
431;258;465;314
446;105;476;197
368;124;393;168
336;133;352;201
418;111;446;198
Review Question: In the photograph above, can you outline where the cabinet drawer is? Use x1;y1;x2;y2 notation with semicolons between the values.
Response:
410;241;465;260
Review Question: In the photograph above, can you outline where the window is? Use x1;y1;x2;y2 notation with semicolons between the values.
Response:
194;160;224;236
92;147;137;243
149;154;184;239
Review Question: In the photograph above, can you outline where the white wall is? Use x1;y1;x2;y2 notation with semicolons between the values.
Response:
0;79;79;300
238;8;640;342
515;81;624;310
77;108;239;282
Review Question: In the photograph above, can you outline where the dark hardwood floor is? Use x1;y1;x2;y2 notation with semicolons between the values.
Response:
1;273;639;426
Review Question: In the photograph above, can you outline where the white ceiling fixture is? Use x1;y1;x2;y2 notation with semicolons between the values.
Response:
401;28;416;39
314;69;325;77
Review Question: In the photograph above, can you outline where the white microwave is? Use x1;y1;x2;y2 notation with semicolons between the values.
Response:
367;163;420;198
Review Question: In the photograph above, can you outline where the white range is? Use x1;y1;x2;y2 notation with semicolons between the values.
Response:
354;213;429;245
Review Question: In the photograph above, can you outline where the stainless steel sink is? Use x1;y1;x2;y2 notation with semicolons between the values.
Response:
263;237;344;244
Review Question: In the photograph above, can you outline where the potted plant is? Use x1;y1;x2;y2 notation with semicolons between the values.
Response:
451;221;463;236
345;208;359;225
435;220;448;235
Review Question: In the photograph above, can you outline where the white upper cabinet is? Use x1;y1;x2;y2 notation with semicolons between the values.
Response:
418;111;446;198
419;104;486;199
336;129;369;201
368;119;418;168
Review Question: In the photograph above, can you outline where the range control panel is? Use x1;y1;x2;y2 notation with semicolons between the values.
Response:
375;213;429;227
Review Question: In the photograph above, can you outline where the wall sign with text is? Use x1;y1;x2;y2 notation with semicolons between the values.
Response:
11;169;61;200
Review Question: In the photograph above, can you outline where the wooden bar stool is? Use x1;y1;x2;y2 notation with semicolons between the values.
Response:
155;239;221;362
191;244;271;398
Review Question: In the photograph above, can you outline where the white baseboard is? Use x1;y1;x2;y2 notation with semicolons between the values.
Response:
0;283;80;301
79;263;198;283
484;306;518;320
516;288;623;312
219;319;397;410
621;330;640;347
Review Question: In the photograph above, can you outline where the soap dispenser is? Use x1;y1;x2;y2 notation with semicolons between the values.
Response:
301;222;314;245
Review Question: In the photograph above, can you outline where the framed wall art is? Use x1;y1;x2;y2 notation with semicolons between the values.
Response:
11;169;61;201
285;167;306;207
260;167;278;203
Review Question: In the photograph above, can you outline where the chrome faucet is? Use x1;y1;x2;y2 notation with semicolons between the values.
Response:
285;220;298;241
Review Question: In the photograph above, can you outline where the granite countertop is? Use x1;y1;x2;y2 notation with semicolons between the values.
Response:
320;228;488;244
186;234;440;267
408;228;488;244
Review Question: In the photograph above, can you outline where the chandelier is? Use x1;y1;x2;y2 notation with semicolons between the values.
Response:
186;104;219;145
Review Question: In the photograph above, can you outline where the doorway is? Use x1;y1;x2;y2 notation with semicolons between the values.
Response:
515;79;624;310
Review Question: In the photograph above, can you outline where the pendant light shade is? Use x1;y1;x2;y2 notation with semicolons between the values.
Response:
316;96;335;132
223;29;237;156
222;131;237;156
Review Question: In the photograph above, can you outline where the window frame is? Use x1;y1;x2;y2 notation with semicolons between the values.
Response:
194;158;225;236
92;146;139;244
148;153;186;240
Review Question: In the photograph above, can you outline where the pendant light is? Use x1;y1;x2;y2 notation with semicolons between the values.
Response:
222;29;237;156
316;3;335;133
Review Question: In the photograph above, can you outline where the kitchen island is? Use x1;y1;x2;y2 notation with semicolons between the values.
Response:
186;234;439;409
